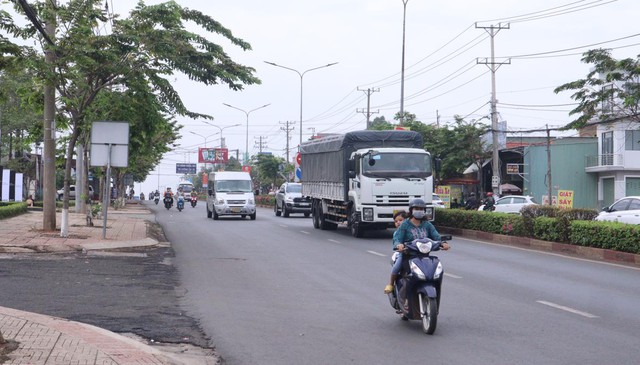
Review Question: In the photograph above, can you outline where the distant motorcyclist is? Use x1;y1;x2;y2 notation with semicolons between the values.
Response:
164;187;173;199
482;192;496;211
465;192;479;210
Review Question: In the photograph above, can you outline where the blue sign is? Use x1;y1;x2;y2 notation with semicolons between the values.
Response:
295;167;302;180
176;163;197;174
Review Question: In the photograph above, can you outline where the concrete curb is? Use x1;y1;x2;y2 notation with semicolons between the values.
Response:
438;226;640;268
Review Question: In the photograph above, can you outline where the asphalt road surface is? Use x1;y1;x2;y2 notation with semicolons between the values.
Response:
0;223;209;348
154;202;640;365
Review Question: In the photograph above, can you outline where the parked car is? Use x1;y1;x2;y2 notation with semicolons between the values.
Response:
432;193;446;208
274;182;311;217
57;185;94;200
595;196;640;224
478;195;538;214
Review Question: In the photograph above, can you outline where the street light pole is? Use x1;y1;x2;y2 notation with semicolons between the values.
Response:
222;103;270;165
203;122;241;148
399;0;409;126
264;61;338;147
190;131;220;170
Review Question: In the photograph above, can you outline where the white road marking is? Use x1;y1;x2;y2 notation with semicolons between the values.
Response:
444;273;462;279
278;224;288;228
328;239;342;244
536;300;599;318
367;250;387;257
300;230;311;235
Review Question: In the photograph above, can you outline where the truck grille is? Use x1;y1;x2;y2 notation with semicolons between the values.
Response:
375;195;413;205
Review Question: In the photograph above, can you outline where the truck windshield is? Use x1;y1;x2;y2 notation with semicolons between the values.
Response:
215;180;253;193
362;153;431;178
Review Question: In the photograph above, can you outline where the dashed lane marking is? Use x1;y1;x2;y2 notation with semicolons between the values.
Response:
300;231;311;235
367;250;387;257
278;224;288;228
537;300;599;318
328;239;342;244
444;273;462;279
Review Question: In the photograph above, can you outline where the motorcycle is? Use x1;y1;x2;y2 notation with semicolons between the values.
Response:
191;195;197;208
163;195;173;210
154;195;159;205
177;196;185;212
387;235;451;334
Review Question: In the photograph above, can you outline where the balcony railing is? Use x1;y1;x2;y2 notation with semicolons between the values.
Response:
585;154;624;168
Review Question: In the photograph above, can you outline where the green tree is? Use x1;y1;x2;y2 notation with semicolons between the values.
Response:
3;0;259;218
554;48;640;129
252;153;286;189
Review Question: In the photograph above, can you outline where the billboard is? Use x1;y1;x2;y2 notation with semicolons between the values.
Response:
198;148;228;164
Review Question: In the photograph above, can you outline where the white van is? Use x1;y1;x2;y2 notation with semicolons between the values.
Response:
206;171;256;220
177;181;195;202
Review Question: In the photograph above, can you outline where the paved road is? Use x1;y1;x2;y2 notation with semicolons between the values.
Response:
0;220;209;349
155;202;640;365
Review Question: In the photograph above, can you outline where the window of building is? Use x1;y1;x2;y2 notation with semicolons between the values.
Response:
602;131;614;165
625;130;640;151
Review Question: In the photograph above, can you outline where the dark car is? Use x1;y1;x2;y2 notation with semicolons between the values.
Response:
274;182;311;217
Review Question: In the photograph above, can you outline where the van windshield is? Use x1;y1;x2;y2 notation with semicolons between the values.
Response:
215;180;252;193
178;184;193;193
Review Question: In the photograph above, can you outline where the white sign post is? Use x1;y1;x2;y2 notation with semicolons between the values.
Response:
90;121;129;239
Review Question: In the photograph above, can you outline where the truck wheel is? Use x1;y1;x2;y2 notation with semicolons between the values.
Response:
274;203;281;216
304;212;310;218
312;204;321;229
283;204;290;217
349;210;365;238
319;210;337;230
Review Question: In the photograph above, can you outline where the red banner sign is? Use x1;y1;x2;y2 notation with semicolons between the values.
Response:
198;148;228;163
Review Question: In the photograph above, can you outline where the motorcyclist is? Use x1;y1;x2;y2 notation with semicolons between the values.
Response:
190;190;198;200
386;198;450;293
164;187;173;199
483;192;496;211
465;192;478;210
175;187;185;206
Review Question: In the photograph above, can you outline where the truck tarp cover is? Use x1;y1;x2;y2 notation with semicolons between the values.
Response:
300;130;423;198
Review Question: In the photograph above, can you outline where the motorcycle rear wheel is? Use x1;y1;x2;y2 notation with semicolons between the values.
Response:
420;293;438;335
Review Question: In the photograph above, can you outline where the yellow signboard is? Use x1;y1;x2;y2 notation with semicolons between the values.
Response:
557;190;574;208
435;185;451;208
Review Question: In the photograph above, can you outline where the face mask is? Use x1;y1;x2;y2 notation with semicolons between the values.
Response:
412;210;426;220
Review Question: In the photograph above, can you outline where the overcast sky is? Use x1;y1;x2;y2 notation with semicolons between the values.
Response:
123;0;639;193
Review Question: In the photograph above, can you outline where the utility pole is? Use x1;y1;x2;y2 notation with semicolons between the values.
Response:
43;0;57;231
254;136;268;154
436;110;441;128
356;87;380;129
476;22;510;196
280;120;295;164
546;124;553;206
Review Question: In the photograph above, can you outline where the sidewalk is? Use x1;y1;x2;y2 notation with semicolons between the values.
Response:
0;202;217;364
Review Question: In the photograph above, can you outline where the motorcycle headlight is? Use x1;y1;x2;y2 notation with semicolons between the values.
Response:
409;261;426;280
434;261;443;279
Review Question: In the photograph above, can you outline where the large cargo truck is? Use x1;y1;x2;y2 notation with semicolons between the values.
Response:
301;130;434;237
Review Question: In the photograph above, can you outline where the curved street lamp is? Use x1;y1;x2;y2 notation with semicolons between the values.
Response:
202;122;242;148
222;103;271;164
264;61;338;147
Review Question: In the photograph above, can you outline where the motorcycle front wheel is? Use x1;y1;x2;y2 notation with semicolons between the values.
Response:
420;293;438;335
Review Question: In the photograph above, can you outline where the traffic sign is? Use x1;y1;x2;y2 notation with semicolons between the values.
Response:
295;167;302;181
295;152;302;166
176;163;197;174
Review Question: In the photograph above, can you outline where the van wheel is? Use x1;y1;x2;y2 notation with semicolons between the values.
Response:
213;211;219;220
250;213;256;220
207;206;212;218
274;203;281;216
283;204;290;217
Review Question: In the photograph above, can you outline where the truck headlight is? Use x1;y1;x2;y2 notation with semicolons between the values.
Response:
363;208;374;221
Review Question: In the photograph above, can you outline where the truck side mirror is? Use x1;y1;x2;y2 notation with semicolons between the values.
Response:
348;170;356;178
348;158;356;172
